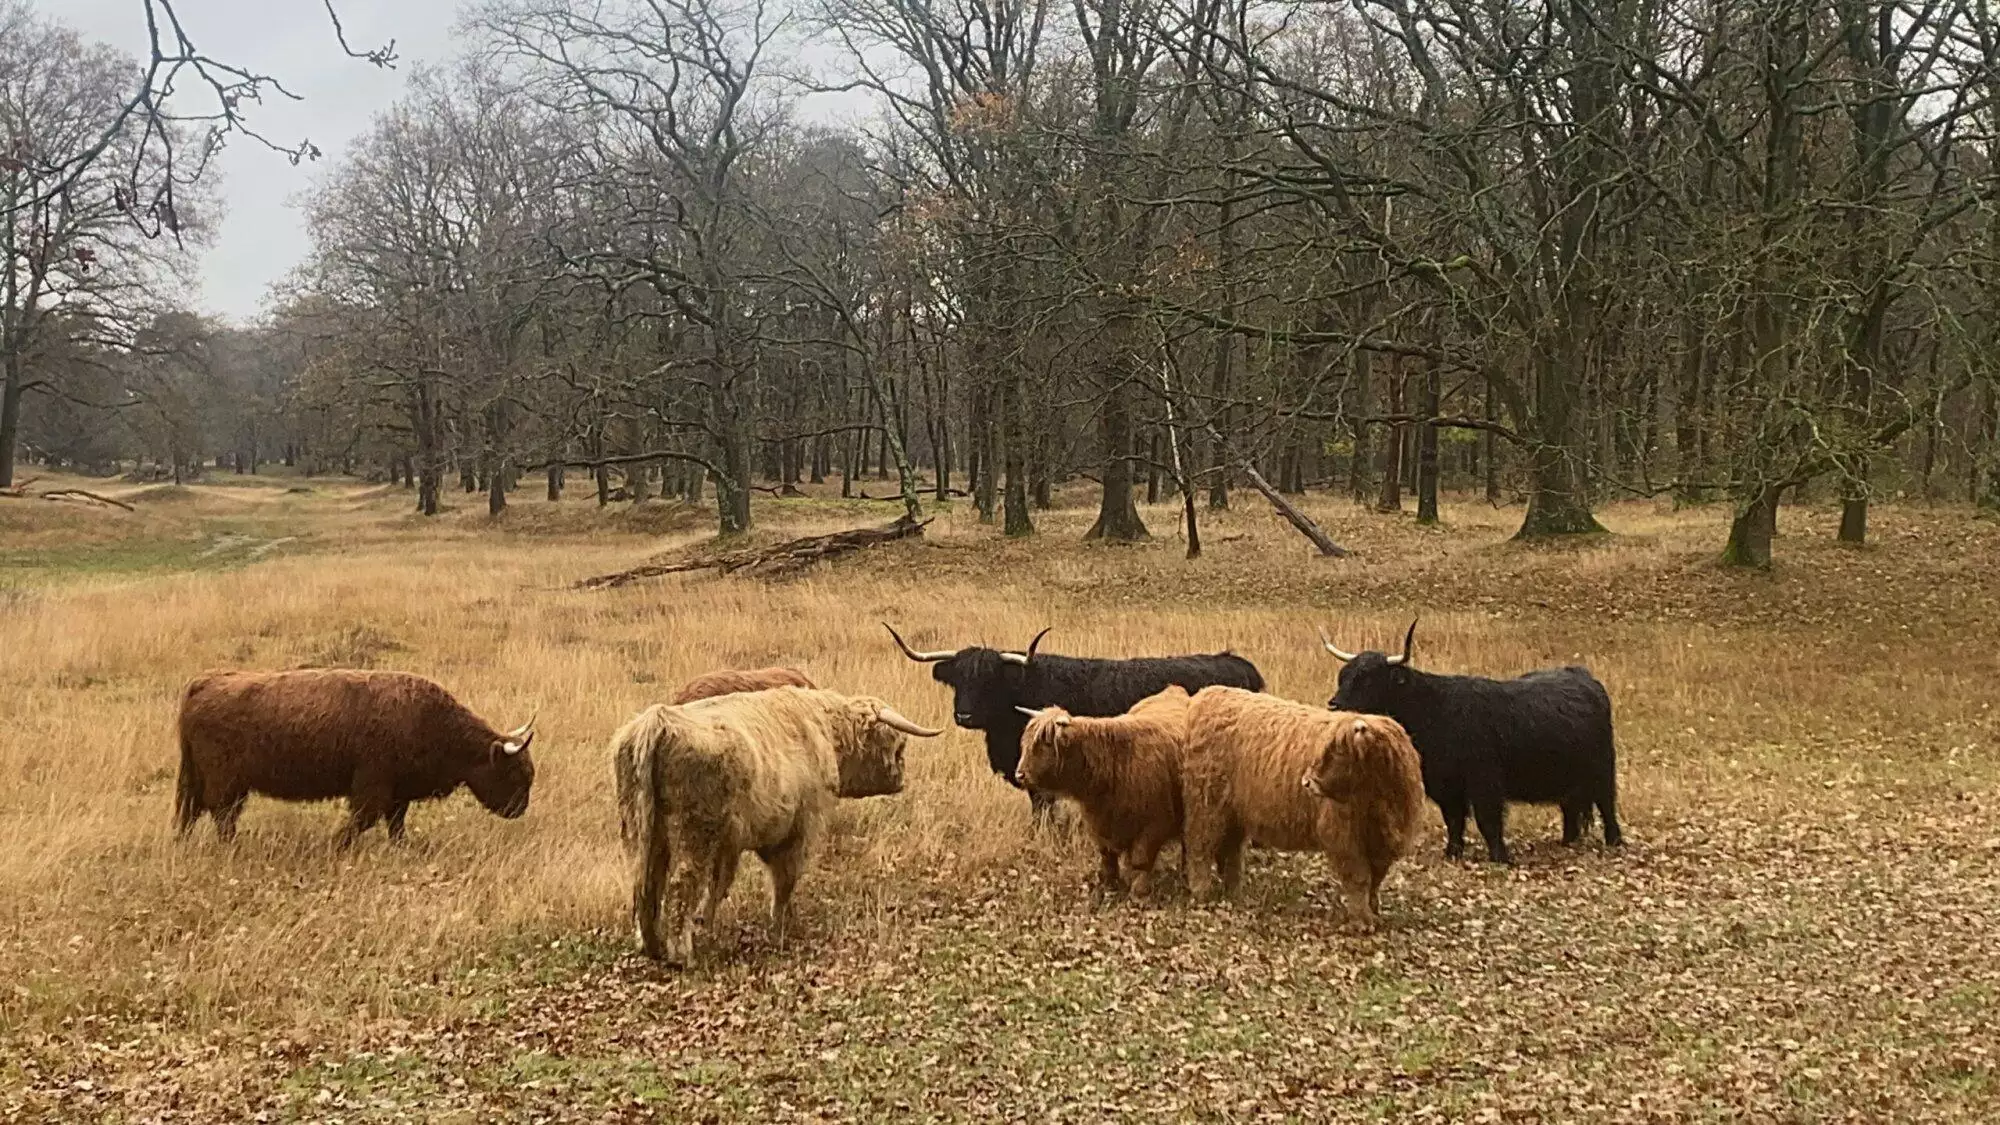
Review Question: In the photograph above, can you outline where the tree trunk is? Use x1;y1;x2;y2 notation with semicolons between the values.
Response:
1376;362;1404;512
1146;431;1162;504
1837;458;1868;545
1483;374;1501;505
1350;349;1374;504
414;378;442;517
1516;352;1607;538
547;464;564;502
0;352;21;490
1002;372;1033;536
973;382;997;522
1417;365;1440;525
1722;483;1783;568
1085;374;1149;541
1242;462;1348;557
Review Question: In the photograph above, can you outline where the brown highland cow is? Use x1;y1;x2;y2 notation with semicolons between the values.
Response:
671;666;818;704
1015;686;1191;896
175;669;536;847
1182;686;1425;930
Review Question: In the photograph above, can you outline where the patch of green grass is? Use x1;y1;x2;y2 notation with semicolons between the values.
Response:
0;523;310;581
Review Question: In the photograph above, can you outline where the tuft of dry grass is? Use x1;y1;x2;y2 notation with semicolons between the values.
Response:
2;472;1997;1121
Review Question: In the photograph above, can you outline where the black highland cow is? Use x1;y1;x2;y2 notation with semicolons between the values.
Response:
1322;621;1622;864
885;624;1265;817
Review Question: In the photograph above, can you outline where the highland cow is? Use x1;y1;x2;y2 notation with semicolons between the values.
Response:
1321;621;1623;864
1016;685;1192;896
174;669;536;847
612;687;943;966
885;623;1263;818
671;666;817;704
1182;686;1426;930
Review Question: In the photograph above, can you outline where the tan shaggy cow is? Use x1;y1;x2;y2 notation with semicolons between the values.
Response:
1182;686;1426;930
175;669;536;847
671;666;818;705
612;687;943;965
1016;686;1191;897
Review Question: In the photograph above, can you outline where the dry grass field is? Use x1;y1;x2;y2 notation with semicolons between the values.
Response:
2;472;1997;1123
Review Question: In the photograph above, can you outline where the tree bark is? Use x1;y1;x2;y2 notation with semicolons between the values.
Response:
1002;371;1034;536
547;464;564;502
1085;372;1149;541
1350;349;1374;504
0;351;25;490
1722;483;1783;568
1417;364;1440;525
1837;457;1868;545
1242;462;1349;557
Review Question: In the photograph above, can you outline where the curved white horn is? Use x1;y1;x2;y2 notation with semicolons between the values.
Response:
1015;705;1045;719
884;623;955;662
1317;626;1357;663
876;706;946;738
998;651;1028;666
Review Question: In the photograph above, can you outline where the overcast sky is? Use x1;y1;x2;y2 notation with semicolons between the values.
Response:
32;1;465;324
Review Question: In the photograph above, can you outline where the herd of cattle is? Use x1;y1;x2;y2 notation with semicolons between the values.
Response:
172;622;1623;966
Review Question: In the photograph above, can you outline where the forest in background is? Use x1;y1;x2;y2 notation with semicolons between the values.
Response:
8;0;2000;566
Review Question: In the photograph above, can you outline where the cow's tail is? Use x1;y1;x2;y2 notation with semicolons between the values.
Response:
173;698;204;838
612;705;680;859
611;704;689;958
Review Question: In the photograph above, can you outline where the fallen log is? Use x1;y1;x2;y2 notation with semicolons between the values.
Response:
579;514;932;589
42;489;136;511
1240;463;1351;558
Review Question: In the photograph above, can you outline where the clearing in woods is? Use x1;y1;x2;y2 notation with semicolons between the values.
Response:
1;474;1997;1122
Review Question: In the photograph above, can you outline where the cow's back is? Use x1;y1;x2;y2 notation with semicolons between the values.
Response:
1057;653;1265;718
650;689;846;849
179;670;453;800
1484;666;1613;801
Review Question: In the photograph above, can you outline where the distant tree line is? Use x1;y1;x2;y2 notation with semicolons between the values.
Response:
8;0;2000;566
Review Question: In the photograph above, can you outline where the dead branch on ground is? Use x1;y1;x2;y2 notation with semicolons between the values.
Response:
578;514;931;588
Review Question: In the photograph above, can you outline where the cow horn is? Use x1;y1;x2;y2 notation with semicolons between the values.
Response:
884;622;954;663
1317;626;1357;663
1016;705;1070;727
1386;619;1417;667
503;712;537;754
1000;626;1052;666
876;706;945;738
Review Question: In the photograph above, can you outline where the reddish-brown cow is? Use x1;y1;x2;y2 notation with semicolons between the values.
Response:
175;669;536;847
671;666;817;705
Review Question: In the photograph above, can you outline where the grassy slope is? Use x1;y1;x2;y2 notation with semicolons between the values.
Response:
1;473;1996;1122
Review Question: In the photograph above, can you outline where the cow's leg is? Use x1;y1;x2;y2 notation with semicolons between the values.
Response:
1216;823;1248;898
1469;786;1511;864
698;848;740;928
1437;791;1469;860
663;841;711;967
1182;804;1223;901
1560;800;1589;845
337;772;395;849
1125;833;1169;898
759;834;810;943
1595;777;1624;848
211;791;249;843
1330;853;1378;933
385;802;411;842
1094;847;1126;897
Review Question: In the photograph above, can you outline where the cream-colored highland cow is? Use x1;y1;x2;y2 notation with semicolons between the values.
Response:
1182;686;1426;930
1016;685;1192;897
611;687;942;965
